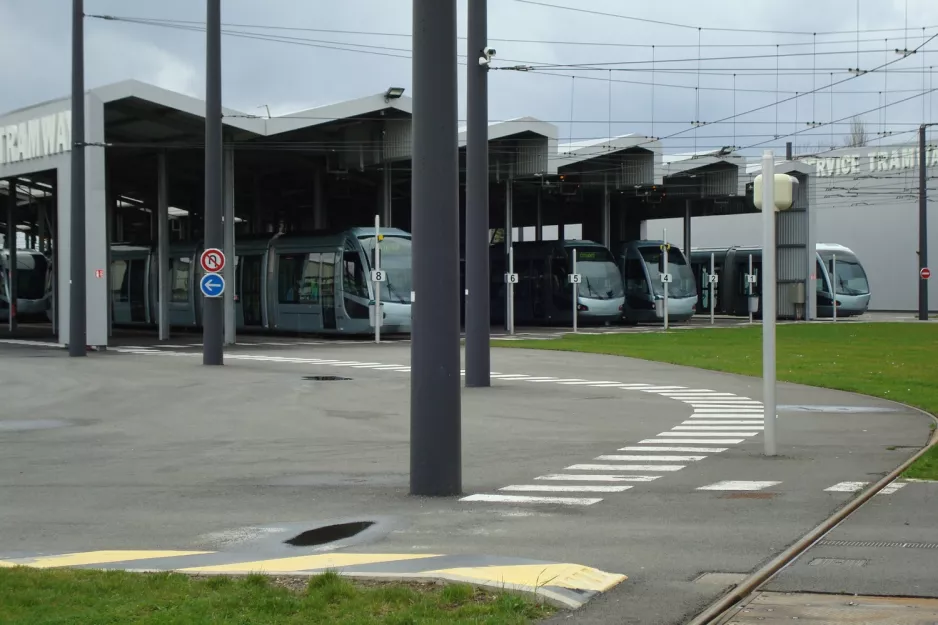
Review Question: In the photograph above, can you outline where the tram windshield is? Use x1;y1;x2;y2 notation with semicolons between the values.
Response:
2;253;48;300
571;248;624;300
638;246;697;298
819;251;870;295
359;235;413;303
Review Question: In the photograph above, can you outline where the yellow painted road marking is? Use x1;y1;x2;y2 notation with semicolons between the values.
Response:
179;552;440;574
4;550;212;569
429;563;627;592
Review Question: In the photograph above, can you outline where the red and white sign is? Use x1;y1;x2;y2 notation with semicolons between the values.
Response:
94;269;104;279
922;267;932;280
200;248;226;273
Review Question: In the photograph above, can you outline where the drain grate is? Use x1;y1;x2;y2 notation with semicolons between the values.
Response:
302;375;351;381
284;521;374;547
818;539;938;550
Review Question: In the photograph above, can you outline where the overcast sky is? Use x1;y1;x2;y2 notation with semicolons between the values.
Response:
2;0;938;157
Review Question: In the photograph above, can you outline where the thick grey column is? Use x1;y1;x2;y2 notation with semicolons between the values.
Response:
157;152;170;340
105;179;112;337
683;199;692;257
69;0;86;356
410;0;461;497
7;179;17;332
919;126;929;320
504;177;513;330
223;148;236;345
202;0;224;365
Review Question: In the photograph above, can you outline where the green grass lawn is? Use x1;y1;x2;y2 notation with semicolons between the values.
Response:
0;568;554;625
494;323;938;479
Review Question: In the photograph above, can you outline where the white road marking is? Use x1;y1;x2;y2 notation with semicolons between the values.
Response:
566;464;685;472
349;363;384;368
690;413;765;419
620;446;729;453
595;455;705;462
499;484;633;493
879;482;908;495
588;383;636;387
660;391;737;397
825;481;869;492
535;474;660;482
674;425;765;431
656;431;759;437
519;377;559;381
640;438;746;444
685;421;767;426
558;380;621;385
687;400;762;404
527;378;585;383
639;386;689;392
459;494;603;506
693;408;766;413
697;480;781;491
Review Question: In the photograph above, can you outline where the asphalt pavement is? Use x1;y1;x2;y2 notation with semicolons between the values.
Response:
0;339;932;624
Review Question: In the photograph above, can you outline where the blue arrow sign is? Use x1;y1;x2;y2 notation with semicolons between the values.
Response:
200;273;225;298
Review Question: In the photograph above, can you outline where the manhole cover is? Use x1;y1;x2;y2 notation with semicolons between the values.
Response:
302;375;351;381
0;419;70;432
285;521;374;547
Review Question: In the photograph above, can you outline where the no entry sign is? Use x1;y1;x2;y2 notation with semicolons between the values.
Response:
200;248;226;273
921;267;931;280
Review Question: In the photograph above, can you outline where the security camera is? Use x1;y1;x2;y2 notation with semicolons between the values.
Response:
479;46;497;66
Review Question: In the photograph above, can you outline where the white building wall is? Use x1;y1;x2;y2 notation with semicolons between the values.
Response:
650;142;938;312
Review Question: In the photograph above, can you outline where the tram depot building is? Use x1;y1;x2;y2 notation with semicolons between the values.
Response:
0;79;828;347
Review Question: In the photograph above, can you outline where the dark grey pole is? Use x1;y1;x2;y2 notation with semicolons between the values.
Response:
465;0;490;388
68;0;86;356
919;125;929;321
410;0;461;496
6;179;17;332
683;199;692;260
785;141;793;161
202;0;224;365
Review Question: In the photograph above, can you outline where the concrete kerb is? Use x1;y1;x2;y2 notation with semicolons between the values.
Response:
0;550;627;610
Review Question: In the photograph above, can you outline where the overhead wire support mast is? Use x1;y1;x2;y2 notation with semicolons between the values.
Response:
465;0;491;387
202;0;224;366
69;0;87;357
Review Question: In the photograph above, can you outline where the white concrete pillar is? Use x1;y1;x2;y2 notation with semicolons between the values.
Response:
85;92;108;348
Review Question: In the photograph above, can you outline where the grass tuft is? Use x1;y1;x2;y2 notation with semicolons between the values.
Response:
496;322;938;479
0;566;554;624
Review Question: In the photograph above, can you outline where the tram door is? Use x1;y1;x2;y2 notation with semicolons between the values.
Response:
321;251;337;330
239;255;263;327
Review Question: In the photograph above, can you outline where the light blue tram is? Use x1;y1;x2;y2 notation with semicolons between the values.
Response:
1;248;53;322
614;240;698;324
102;227;412;335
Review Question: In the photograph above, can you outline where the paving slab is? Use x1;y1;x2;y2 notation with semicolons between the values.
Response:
0;340;930;624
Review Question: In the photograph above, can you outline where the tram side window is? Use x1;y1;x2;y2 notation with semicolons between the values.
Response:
171;258;190;302
816;260;825;293
550;257;566;296
342;251;368;298
299;253;321;303
278;254;302;303
624;255;648;294
111;260;128;302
